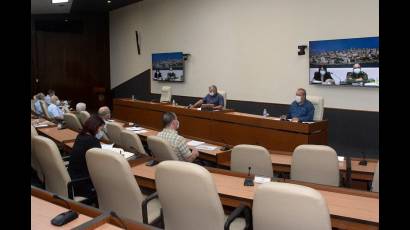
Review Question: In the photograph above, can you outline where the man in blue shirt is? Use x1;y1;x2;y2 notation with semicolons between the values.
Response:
283;88;315;122
48;95;64;121
45;89;55;105
34;93;45;116
191;85;225;110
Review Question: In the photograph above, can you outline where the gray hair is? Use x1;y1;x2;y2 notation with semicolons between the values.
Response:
76;102;86;112
209;85;217;92
162;112;176;128
98;106;111;117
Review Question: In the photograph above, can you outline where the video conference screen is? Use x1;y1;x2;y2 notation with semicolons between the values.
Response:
152;52;184;82
309;37;379;87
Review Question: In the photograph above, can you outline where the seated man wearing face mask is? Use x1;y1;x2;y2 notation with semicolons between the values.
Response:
190;85;225;110
313;66;333;83
281;88;314;122
157;112;199;162
345;63;368;84
47;95;64;121
68;115;104;198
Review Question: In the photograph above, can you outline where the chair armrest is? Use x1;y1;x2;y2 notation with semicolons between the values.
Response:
224;203;252;230
67;177;92;199
141;192;158;224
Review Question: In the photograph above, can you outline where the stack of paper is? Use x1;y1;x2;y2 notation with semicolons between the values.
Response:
187;140;205;147
254;176;271;184
196;145;218;151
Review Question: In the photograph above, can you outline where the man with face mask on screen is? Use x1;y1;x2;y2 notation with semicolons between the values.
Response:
280;88;315;122
190;85;225;110
345;63;368;84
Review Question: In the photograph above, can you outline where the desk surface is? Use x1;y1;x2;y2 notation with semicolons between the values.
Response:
130;159;379;228
37;126;78;143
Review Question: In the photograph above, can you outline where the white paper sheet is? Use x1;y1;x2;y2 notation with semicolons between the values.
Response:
196;145;218;151
101;143;114;150
133;130;148;134
33;124;48;128
254;176;271;184
187;140;205;147
126;127;145;131
338;156;345;162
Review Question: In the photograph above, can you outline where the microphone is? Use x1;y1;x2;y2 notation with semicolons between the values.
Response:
359;151;368;166
110;211;128;230
244;166;254;186
51;194;79;226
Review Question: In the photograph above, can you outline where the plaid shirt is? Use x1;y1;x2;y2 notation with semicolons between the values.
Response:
157;128;192;161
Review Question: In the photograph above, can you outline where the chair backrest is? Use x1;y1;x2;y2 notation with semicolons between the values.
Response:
31;99;36;113
160;86;172;103
147;136;179;161
306;96;324;121
291;145;340;186
32;136;71;197
31;126;44;182
64;113;83;132
371;161;379;192
253;182;331;230
218;90;227;109
155;161;225;230
40;100;51;119
120;130;147;155
231;144;273;177
78;111;90;125
86;148;145;222
106;122;124;146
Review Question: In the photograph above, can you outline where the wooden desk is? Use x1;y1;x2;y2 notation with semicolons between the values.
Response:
37;126;79;144
129;157;378;230
113;99;328;152
31;186;157;230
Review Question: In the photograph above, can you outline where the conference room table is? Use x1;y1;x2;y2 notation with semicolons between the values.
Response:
31;186;157;230
112;99;328;153
129;156;379;230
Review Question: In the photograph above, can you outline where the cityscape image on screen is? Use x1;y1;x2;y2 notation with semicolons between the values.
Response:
152;52;184;82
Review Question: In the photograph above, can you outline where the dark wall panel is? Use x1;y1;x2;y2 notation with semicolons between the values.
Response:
111;71;379;159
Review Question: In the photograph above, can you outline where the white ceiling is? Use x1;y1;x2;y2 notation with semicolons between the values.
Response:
31;0;73;14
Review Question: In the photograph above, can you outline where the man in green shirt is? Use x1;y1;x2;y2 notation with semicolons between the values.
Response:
345;63;369;84
157;112;199;162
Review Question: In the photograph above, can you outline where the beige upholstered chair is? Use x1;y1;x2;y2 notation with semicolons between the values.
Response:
306;96;324;121
253;182;331;230
155;161;250;230
231;144;273;177
86;148;161;224
78;111;90;126
120;130;147;155
147;136;179;161
40;100;51;120
31;125;44;182
31;99;36;113
371;161;379;193
64;113;83;132
106;122;124;146
32;136;85;201
291;145;340;186
160;86;172;103
218;90;227;109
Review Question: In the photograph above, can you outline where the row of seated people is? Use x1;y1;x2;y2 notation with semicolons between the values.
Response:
32;122;361;230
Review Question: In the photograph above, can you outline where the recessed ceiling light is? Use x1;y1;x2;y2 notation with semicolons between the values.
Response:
107;0;111;3
64;18;68;22
52;0;69;4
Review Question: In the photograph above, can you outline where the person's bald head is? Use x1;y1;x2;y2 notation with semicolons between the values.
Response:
353;63;361;69
296;88;306;104
98;106;111;120
51;95;59;104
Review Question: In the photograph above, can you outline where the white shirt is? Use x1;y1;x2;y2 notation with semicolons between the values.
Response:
48;104;64;119
45;95;51;105
34;100;43;115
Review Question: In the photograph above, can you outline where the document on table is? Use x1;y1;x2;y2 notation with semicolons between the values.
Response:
120;151;135;159
338;156;345;162
196;145;218;151
33;124;48;128
126;127;145;131
302;121;315;124
254;176;271;184
187;140;205;147
101;143;114;150
133;130;148;134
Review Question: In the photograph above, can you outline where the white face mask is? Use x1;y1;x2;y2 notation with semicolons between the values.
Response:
95;130;104;140
320;70;326;75
295;96;302;103
56;100;61;105
353;68;361;74
209;92;215;96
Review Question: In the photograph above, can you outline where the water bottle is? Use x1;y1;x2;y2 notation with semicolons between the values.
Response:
172;99;176;106
131;94;135;100
263;108;268;117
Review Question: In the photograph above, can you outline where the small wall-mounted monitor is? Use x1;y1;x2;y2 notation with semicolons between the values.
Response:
309;37;379;87
152;52;184;82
